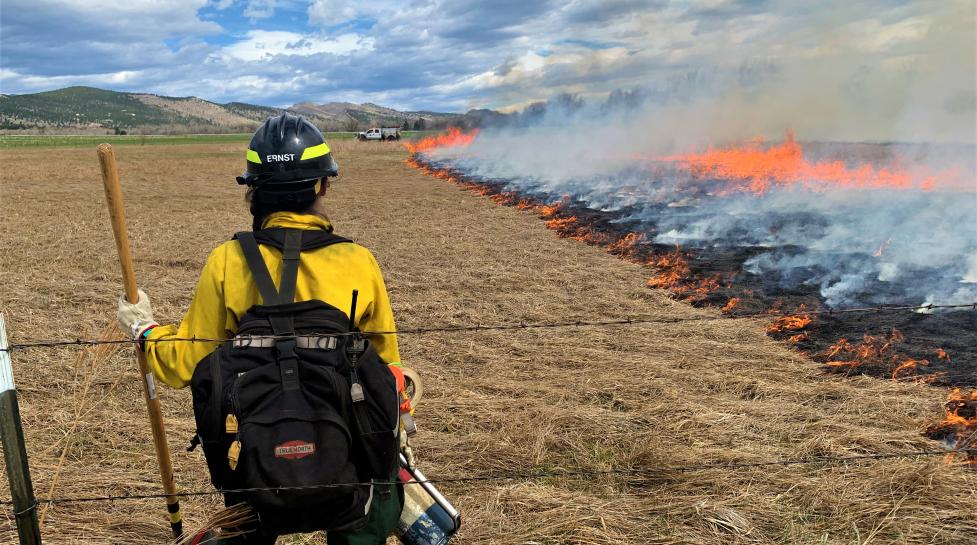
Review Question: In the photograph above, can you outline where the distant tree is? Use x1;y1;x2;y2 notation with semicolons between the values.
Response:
549;93;584;116
402;120;411;130
413;118;426;131
604;88;645;113
342;116;360;132
519;101;547;126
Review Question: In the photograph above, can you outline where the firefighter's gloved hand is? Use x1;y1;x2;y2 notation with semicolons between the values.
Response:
400;423;416;469
117;289;159;339
388;364;413;414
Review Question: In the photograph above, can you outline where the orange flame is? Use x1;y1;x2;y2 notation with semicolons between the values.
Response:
538;198;568;218
721;297;741;313
544;216;579;230
404;127;479;154
646;248;690;290
606;232;645;259
788;332;809;344
873;237;892;257
891;358;930;380
925;388;977;465
819;329;941;383
766;306;813;334
660;131;967;194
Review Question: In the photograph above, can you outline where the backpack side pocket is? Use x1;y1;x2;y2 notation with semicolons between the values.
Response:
348;344;400;478
190;350;234;488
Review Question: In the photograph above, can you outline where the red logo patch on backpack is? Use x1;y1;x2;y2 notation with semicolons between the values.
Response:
274;440;316;460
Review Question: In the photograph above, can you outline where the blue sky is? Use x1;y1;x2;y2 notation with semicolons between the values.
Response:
1;0;974;122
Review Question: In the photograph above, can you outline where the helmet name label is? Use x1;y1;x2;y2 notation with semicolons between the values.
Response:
266;153;296;162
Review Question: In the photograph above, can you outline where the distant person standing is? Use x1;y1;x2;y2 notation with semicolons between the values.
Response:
117;113;412;544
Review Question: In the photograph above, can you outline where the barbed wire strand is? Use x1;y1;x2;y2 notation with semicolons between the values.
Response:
2;448;973;507
2;302;974;352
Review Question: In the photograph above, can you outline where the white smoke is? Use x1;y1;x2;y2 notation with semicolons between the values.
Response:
420;1;977;309
426;125;977;309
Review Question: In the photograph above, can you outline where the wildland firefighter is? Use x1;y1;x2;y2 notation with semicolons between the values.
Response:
116;113;412;544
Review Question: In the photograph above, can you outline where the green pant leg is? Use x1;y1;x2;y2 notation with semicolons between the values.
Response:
328;479;404;545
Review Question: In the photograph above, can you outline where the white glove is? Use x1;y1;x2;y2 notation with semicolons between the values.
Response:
117;289;158;339
400;421;416;469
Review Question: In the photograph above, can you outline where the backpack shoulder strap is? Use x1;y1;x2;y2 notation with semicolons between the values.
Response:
278;229;302;304
236;231;280;305
251;228;352;251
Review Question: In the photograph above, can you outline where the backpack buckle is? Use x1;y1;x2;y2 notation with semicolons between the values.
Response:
346;335;367;356
276;338;300;391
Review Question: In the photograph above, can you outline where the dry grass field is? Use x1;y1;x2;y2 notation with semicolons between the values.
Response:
1;140;975;544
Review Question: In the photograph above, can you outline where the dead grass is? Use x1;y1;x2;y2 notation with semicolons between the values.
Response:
0;140;974;544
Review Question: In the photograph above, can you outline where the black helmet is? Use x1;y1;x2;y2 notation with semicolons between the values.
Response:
237;113;339;190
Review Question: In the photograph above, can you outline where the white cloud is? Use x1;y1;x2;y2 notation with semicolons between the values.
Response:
1;0;973;139
307;0;358;26
244;0;277;20
221;30;373;61
848;16;931;53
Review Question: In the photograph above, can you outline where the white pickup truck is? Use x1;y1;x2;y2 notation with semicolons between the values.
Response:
357;127;401;141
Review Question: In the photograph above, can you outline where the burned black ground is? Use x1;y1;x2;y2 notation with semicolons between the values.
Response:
422;159;977;388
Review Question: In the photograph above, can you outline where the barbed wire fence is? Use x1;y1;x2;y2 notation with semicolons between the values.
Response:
2;448;975;508
2;302;975;352
1;301;975;523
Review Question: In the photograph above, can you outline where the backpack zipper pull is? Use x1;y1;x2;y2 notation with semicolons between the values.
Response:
345;284;367;403
225;414;239;434
228;437;241;470
349;357;365;402
346;290;366;403
350;378;365;403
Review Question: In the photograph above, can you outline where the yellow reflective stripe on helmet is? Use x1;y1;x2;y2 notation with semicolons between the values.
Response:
300;142;330;161
246;149;262;164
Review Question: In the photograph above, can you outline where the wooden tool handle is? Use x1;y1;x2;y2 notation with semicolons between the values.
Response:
97;144;140;303
97;144;183;537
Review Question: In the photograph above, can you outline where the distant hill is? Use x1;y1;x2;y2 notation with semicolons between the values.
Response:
0;86;473;135
289;101;466;132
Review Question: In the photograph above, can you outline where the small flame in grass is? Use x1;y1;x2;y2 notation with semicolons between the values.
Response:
492;191;536;210
659;131;967;194
873;238;892;258
766;306;813;334
936;348;951;363
891;358;931;380
538;198;569;218
647;248;691;290
819;329;940;383
721;297;741;314
404;127;479;154
543;215;579;230
787;332;809;344
642;248;723;303
606;232;646;259
925;388;977;465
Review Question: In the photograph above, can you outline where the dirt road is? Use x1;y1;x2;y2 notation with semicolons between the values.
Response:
1;141;974;544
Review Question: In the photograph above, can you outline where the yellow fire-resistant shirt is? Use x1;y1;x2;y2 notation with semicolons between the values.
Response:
145;211;400;389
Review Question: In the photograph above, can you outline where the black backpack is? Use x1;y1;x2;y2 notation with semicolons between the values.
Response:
189;228;401;535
